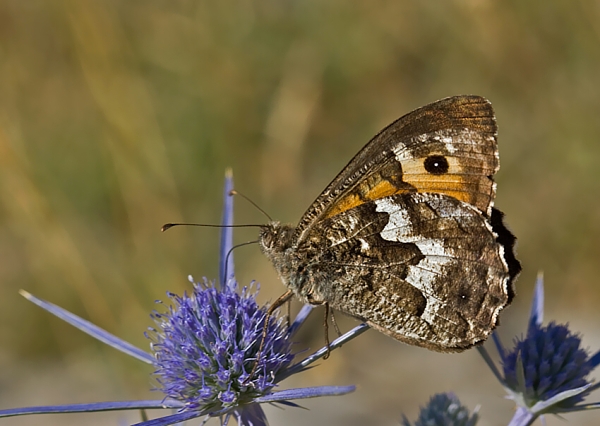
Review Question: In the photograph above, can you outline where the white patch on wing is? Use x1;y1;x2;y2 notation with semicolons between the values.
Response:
375;194;479;242
441;135;457;154
406;239;454;324
374;198;414;241
431;131;458;154
375;196;456;325
393;130;463;162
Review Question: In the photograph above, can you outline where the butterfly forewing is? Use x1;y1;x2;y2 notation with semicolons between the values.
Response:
293;95;498;243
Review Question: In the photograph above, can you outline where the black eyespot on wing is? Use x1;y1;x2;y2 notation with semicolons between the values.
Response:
424;155;449;174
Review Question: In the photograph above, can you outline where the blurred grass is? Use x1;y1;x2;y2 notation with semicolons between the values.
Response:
1;1;600;425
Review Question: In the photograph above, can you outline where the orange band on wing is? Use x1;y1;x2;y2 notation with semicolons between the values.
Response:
323;194;364;219
402;174;492;212
362;179;399;201
323;178;412;219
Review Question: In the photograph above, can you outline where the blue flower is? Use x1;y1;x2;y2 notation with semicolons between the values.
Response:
401;392;479;426
148;277;295;415
478;274;600;426
0;170;363;426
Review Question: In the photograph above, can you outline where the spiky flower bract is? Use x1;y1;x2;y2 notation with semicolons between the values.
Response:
478;274;600;426
401;392;478;426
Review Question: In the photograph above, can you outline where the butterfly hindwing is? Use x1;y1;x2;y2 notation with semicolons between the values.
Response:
293;192;511;351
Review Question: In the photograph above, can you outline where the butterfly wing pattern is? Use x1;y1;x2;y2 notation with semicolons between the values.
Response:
260;95;521;352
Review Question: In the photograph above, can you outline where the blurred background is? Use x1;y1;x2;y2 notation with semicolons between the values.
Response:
1;1;600;425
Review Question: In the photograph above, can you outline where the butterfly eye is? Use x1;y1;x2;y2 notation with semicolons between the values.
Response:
424;155;449;175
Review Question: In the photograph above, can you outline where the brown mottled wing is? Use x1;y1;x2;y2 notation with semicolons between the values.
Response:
293;95;498;244
300;192;512;352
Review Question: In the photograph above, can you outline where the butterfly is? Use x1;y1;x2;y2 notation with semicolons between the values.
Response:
259;95;521;352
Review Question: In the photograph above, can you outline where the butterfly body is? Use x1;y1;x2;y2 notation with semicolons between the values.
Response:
259;95;521;352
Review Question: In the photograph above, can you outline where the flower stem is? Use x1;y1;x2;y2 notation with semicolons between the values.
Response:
508;406;537;426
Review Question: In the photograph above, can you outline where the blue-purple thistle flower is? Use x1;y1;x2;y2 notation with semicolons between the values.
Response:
401;392;479;426
478;274;600;426
502;322;594;406
149;277;294;414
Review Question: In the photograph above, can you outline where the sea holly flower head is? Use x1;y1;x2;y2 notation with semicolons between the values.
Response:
502;322;593;407
148;277;294;414
478;274;600;426
401;392;479;426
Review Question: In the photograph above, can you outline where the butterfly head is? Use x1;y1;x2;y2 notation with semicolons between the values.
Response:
259;222;295;257
259;222;303;290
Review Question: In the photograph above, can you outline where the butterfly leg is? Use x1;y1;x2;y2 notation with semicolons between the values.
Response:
308;297;336;359
330;309;342;337
323;302;331;359
245;289;294;384
285;297;292;329
321;304;342;358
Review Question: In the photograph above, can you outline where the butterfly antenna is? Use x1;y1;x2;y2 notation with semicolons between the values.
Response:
222;240;259;285
161;223;262;232
229;189;273;222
